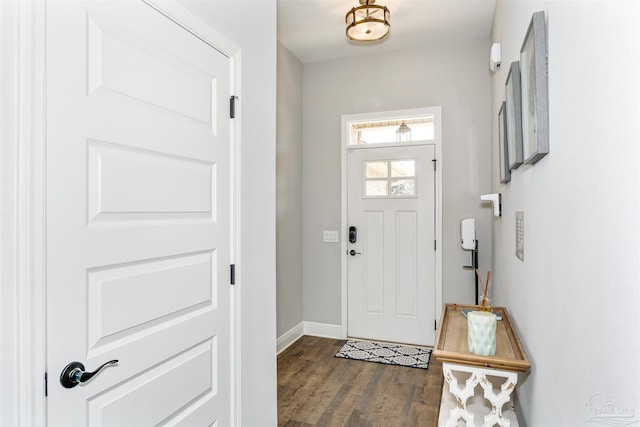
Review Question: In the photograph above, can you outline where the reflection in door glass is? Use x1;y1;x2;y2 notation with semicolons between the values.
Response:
391;179;415;195
364;160;416;197
390;161;415;177
350;116;435;145
366;162;388;178
366;180;388;196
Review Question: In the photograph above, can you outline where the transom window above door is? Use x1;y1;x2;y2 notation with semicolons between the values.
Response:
350;116;434;145
364;159;416;197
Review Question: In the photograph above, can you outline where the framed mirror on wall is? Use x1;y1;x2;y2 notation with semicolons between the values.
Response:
520;10;549;164
498;101;510;184
505;61;523;170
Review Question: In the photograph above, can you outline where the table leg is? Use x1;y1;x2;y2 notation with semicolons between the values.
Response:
441;362;518;427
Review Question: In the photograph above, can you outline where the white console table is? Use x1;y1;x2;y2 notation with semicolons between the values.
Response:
433;304;530;427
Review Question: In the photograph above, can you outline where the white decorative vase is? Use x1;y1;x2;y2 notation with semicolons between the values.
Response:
467;310;497;356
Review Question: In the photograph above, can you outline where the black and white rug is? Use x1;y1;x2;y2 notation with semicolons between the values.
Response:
335;339;431;370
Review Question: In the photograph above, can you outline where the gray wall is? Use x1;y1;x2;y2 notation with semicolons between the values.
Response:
491;1;640;423
276;44;304;337
303;40;493;327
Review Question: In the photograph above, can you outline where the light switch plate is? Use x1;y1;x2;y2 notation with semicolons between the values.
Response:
516;211;524;261
323;230;339;243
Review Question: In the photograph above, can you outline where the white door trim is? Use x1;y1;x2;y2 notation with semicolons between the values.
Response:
0;1;46;424
340;107;443;341
0;1;242;424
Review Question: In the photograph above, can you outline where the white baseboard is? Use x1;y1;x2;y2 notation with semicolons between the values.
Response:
277;322;304;354
276;321;344;354
303;321;343;339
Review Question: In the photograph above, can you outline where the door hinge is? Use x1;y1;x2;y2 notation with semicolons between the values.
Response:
230;95;238;119
230;264;236;285
44;372;48;397
434;319;437;331
434;240;437;250
432;159;437;171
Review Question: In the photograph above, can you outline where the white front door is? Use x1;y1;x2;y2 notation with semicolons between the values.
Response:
46;2;233;425
347;145;436;346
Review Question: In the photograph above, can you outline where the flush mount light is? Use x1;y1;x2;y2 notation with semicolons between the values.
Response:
345;0;390;42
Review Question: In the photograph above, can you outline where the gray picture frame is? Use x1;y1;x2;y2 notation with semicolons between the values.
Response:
520;11;549;165
499;101;510;184
505;61;523;170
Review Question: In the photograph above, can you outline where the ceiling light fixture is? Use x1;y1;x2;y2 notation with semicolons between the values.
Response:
345;0;390;42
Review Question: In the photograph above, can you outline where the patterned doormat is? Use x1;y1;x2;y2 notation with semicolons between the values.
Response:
335;339;431;369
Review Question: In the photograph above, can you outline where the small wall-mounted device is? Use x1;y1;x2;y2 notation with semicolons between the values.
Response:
348;226;357;244
490;42;501;72
460;218;476;250
461;218;479;301
481;193;502;217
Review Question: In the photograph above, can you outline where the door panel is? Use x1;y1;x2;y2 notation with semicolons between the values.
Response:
87;142;215;221
396;211;417;317
364;211;384;314
87;340;216;426
46;2;232;425
86;7;216;127
86;251;215;352
347;145;435;346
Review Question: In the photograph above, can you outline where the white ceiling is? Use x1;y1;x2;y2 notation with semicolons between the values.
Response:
278;0;497;64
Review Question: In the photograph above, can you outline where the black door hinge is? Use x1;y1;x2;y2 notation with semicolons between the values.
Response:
434;240;437;250
44;372;48;397
434;319;437;331
432;159;436;171
230;96;238;119
230;264;235;285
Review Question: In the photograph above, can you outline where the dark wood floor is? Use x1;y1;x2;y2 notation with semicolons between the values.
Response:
277;336;443;427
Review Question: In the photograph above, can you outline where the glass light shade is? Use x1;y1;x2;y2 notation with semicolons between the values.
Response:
395;122;412;142
345;1;390;41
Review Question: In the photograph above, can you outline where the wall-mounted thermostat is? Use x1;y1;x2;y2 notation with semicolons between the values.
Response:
490;42;502;71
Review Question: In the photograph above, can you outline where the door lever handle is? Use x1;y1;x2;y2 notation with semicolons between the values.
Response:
349;250;362;256
60;359;118;388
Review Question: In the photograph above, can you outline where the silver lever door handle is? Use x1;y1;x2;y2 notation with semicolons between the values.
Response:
60;359;118;388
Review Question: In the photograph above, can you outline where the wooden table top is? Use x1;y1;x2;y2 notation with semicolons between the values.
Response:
432;303;531;372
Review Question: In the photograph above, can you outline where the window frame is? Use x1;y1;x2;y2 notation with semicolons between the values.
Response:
363;158;418;199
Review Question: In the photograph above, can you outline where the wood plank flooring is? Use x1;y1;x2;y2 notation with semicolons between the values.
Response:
277;336;443;427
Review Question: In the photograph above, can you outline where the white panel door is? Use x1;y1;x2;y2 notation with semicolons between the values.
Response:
46;2;233;425
347;145;436;346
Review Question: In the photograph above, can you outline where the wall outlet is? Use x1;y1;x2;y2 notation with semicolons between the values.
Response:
323;230;339;243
